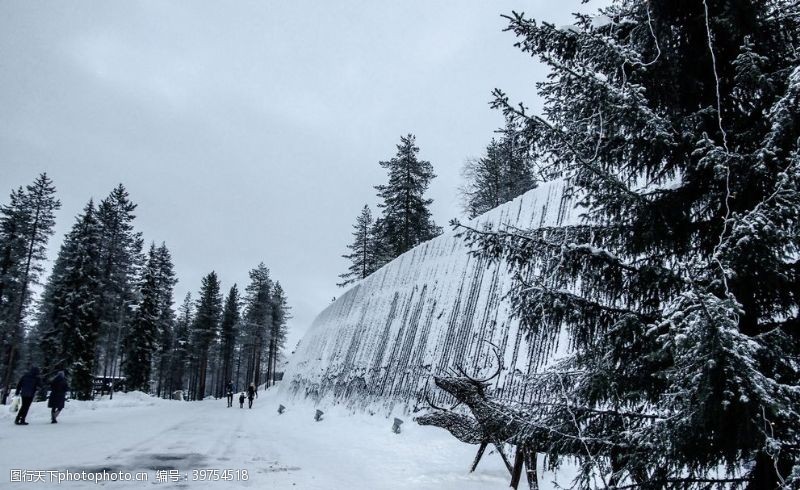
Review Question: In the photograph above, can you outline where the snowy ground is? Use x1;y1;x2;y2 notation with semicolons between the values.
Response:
1;390;572;489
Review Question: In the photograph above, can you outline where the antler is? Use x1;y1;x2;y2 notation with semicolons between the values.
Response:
424;392;452;412
464;341;504;384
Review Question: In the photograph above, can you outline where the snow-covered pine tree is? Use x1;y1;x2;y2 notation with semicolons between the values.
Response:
38;201;104;400
122;244;161;392
122;242;176;394
219;284;240;394
95;185;144;392
374;134;442;262
241;263;271;388
153;243;176;398
0;188;27;320
460;118;536;218
266;281;289;388
0;173;60;404
190;271;222;400
169;293;192;396
338;205;381;287
459;0;800;487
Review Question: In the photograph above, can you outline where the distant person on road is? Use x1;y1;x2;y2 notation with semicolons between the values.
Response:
247;383;256;409
239;392;245;408
226;381;234;408
14;366;43;425
48;371;69;424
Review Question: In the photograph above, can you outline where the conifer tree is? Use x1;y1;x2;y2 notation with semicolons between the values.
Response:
266;282;289;388
122;244;160;392
219;285;240;393
153;243;177;398
122;242;176;393
191;272;222;400
39;201;104;400
338;205;381;287
460;1;800;486
95;185;143;390
169;293;192;395
0;174;60;404
460;119;536;218
242;263;271;388
374;134;441;262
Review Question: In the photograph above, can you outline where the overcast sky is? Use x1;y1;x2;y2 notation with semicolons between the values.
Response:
0;0;599;350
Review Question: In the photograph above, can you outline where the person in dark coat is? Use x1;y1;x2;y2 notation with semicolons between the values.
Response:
247;383;256;409
14;366;43;425
225;381;234;408
48;371;69;423
238;392;245;408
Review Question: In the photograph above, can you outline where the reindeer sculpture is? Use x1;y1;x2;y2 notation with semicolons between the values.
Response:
415;404;514;474
432;368;540;490
415;341;541;489
430;360;656;489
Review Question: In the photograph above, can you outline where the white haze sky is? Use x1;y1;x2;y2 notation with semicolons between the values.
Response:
0;0;600;350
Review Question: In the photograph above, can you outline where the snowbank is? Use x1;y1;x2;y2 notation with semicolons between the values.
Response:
3;391;172;423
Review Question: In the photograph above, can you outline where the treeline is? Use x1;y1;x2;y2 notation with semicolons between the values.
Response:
0;177;289;402
337;123;538;287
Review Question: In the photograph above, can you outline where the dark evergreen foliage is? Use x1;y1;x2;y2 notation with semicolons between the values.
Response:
190;271;222;400
374;134;442;263
459;0;800;487
266;281;289;388
169;293;192;395
338;205;381;287
95;185;144;392
460;118;537;218
241;263;271;389
39;201;104;400
152;243;177;398
219;284;240;395
0;174;60;403
122;242;176;393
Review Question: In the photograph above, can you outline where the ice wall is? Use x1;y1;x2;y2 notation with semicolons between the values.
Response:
281;179;579;412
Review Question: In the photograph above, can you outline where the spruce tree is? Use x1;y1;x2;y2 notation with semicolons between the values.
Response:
460;119;536;218
266;281;289;388
122;244;160;392
219;285;240;393
374;134;441;262
95;185;143;391
242;263;271;388
153;243;177;398
169;293;192;396
191;272;222;400
122;242;176;393
459;0;800;487
0;174;60;404
338;205;381;287
40;201;104;400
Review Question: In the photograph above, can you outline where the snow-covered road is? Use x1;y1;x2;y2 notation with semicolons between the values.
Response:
1;390;569;489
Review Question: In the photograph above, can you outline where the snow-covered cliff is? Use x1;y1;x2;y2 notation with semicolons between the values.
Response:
281;179;580;412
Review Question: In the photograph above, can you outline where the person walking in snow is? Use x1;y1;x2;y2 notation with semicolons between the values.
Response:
238;392;245;408
14;366;43;425
48;371;69;424
247;383;256;409
226;381;234;408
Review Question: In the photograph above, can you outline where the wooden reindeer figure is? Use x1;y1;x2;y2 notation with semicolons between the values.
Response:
433;372;539;490
416;407;514;473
